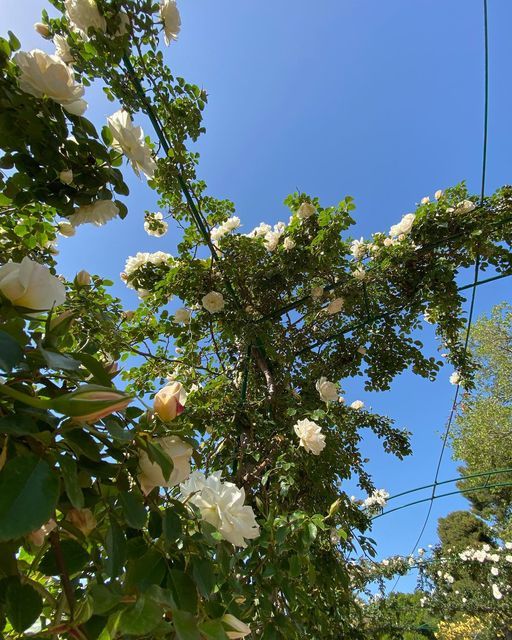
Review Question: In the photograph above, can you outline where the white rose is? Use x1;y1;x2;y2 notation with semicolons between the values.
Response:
0;257;66;311
174;307;191;324
14;50;86;116
383;237;394;247
138;435;192;495
53;35;74;64
311;286;324;299
263;230;282;251
34;22;50;37
353;266;366;281
144;212;168;237
69;200;119;227
389;213;415;238
160;0;181;45
107;109;156;179
76;270;91;286
222;614;252;639
350;400;364;410
202;291;225;313
154;381;187;422
64;0;106;36
181;471;260;547
449;371;461;386
315;377;338;403
435;189;444;200
296;202;316;219
59;169;73;184
492;584;503;600
456;199;477;214
293;418;326;455
57;221;75;237
326;297;344;315
284;237;296;251
351;238;366;260
420;196;430;205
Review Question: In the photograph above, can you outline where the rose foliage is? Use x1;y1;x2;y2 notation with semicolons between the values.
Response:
0;1;512;639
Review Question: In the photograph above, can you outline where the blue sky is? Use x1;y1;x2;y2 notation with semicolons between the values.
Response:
3;0;512;590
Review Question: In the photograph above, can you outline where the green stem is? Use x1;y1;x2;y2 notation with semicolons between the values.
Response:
0;384;51;410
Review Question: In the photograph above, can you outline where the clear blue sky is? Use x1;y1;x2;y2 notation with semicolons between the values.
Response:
3;0;512;591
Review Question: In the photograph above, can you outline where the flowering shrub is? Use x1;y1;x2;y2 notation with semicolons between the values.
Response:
0;1;512;639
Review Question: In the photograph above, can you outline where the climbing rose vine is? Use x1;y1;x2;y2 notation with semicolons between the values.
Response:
0;1;511;638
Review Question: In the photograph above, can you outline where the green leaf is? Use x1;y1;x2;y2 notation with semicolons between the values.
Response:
0;331;23;373
145;440;173;481
162;508;182;541
198;619;229;640
191;558;215;598
39;539;90;576
63;428;102;461
168;570;198;614
39;346;81;371
118;491;147;529
72;352;112;387
59;455;84;509
126;548;166;591
0;414;38;436
104;518;126;578
172;609;201;640
7;31;20;52
90;584;121;615
101;125;113;146
5;578;42;632
119;595;163;635
0;454;59;541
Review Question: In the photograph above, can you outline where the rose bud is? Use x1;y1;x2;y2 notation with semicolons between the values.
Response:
154;381;187;422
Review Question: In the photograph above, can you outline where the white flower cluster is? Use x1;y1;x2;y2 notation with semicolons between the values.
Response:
351;237;366;260
210;216;241;242
245;221;291;252
389;213;415;239
363;488;389;515
180;471;260;548
122;251;172;293
144;212;168;237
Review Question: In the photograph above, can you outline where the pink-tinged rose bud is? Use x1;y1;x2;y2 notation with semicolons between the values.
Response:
34;22;50;37
27;519;56;546
66;508;96;536
154;381;187;422
52;384;133;423
76;270;91;286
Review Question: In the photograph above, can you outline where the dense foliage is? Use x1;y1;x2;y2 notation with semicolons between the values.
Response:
0;1;511;638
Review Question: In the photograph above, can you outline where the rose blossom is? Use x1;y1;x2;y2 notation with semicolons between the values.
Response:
138;435;192;495
316;377;338;403
293;418;326;455
160;0;181;45
202;291;225;313
0;257;66;311
154;381;187;422
14;49;86;115
107;109;156;179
